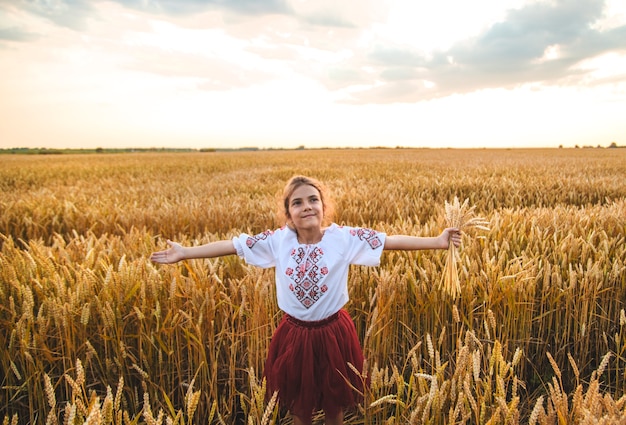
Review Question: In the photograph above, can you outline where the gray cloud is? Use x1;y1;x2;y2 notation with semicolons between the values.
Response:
343;0;626;104
0;26;39;42
2;0;364;34
447;0;605;73
2;0;95;31
0;0;292;31
119;0;292;16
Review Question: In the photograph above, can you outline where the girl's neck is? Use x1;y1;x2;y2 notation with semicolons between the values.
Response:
296;228;325;245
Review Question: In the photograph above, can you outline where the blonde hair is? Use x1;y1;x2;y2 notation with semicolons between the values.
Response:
282;175;334;227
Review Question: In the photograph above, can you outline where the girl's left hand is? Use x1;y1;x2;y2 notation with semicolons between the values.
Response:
441;227;462;249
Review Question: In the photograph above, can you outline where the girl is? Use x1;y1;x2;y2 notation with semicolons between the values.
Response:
150;175;461;425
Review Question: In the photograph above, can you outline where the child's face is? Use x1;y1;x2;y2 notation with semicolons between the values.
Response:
287;184;324;232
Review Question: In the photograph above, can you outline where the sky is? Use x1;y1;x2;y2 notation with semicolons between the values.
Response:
1;0;625;150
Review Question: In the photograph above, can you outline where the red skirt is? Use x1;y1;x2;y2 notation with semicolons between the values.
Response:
264;309;365;418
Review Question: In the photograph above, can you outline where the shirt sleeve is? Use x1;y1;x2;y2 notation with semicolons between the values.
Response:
343;226;386;266
232;229;277;268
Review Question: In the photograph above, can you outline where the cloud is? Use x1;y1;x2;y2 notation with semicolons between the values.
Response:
2;0;95;31
3;0;625;106
121;46;276;91
301;11;356;29
119;0;292;16
341;0;626;104
0;0;292;33
0;25;39;42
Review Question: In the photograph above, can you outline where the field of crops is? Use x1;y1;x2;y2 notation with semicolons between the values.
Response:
1;148;625;424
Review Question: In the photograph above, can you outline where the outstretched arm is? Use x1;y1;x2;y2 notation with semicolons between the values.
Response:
150;239;236;264
383;227;461;251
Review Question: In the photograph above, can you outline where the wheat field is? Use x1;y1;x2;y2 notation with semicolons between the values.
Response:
1;148;625;424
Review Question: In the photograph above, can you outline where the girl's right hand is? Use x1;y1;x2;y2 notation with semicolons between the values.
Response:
150;240;185;264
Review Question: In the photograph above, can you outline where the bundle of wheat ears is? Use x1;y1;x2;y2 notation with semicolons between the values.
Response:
441;196;490;299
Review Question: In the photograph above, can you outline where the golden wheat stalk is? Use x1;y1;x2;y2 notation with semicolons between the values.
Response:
440;197;489;299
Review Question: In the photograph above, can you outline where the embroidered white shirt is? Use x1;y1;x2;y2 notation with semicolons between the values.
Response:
232;223;386;321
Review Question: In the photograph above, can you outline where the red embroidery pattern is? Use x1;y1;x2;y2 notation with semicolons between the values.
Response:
350;227;383;249
286;246;326;309
246;230;273;248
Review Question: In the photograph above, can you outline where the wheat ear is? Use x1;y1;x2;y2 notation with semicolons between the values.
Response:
440;196;489;299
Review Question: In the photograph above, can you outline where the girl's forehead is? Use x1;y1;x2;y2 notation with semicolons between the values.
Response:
290;184;320;199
